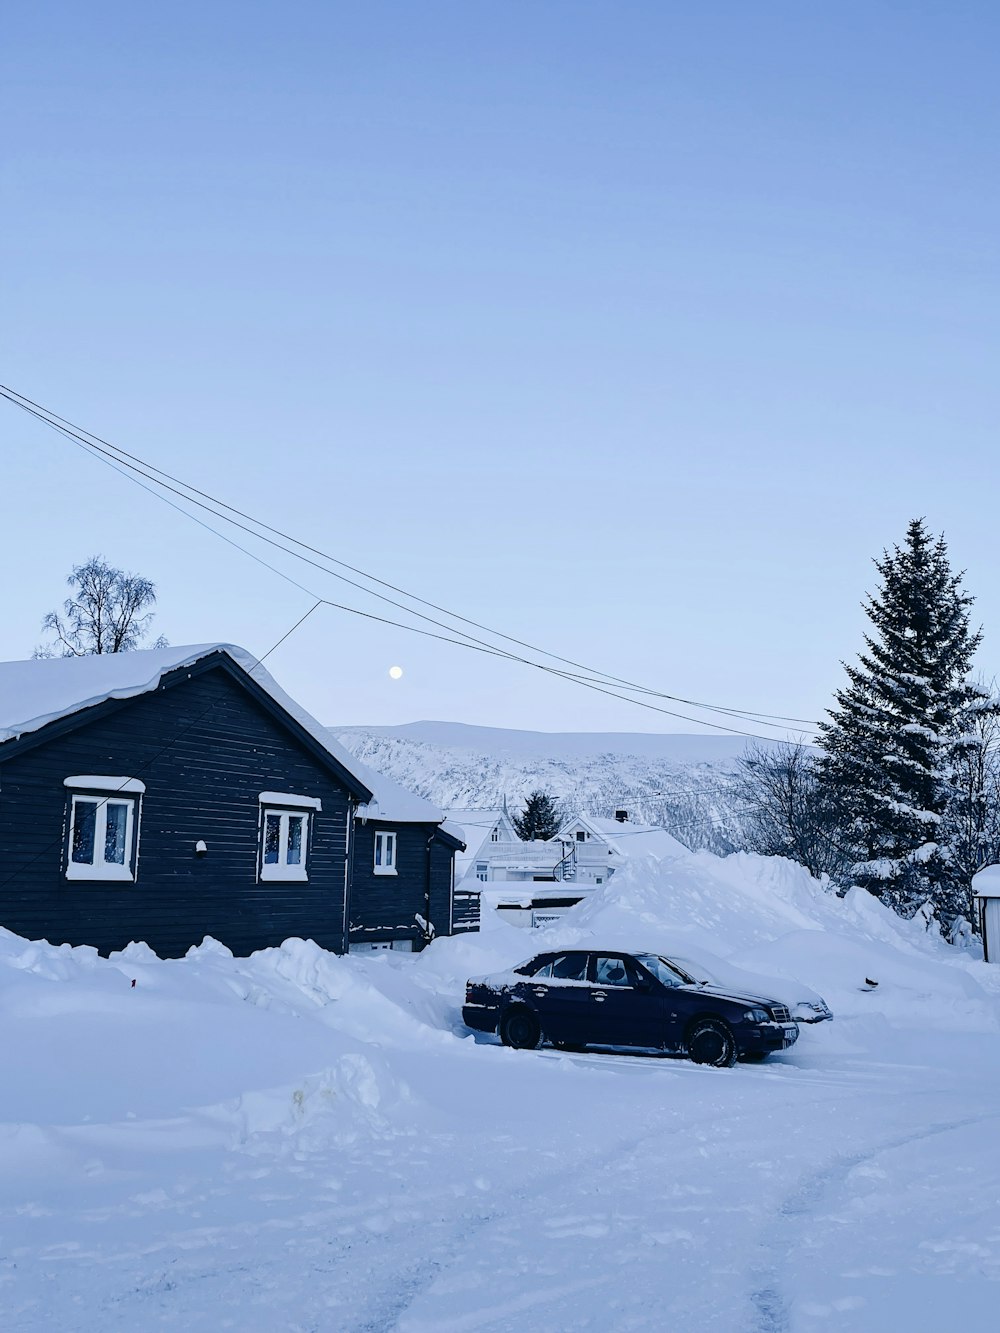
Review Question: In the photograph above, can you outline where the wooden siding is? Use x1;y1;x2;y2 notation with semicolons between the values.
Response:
0;665;353;957
349;821;456;949
452;888;481;933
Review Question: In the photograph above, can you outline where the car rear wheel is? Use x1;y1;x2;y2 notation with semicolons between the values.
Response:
499;1007;541;1050
686;1018;737;1068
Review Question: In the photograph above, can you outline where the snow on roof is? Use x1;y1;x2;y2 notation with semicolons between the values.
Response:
444;809;510;875
972;864;1000;896
0;644;445;826
445;808;508;831
438;819;468;844
561;815;688;861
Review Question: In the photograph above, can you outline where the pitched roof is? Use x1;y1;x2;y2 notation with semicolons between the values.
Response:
443;808;512;877
559;814;688;861
0;644;446;826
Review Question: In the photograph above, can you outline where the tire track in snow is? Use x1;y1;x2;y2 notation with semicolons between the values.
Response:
747;1108;1000;1333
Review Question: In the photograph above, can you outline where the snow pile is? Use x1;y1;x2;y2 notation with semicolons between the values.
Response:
408;849;1000;1039
4;849;1000;1331
0;928;417;1138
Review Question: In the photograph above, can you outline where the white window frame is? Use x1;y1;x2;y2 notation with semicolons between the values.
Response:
374;829;397;875
259;806;311;882
65;790;140;882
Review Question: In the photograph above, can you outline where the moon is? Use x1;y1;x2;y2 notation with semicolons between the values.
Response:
388;665;403;680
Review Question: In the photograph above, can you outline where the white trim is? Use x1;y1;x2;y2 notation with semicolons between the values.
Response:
66;793;139;882
64;775;146;794
260;863;309;882
258;791;322;811
374;829;397;875
259;807;311;882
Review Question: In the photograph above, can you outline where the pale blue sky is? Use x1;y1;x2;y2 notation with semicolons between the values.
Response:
3;2;999;735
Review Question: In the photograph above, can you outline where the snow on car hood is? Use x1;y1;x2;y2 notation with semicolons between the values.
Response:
675;983;788;1012
669;952;832;1019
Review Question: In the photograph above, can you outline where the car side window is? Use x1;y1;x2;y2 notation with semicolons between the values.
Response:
594;955;632;987
550;953;588;981
531;959;554;977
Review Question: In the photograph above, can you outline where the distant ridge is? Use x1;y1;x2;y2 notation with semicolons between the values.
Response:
332;721;761;765
327;721;767;853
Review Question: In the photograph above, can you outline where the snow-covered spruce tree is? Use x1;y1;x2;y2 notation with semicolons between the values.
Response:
816;519;996;924
513;790;563;841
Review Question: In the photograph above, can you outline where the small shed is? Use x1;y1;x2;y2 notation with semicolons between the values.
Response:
972;865;1000;963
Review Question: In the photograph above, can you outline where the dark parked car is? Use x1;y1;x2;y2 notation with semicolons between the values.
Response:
463;949;799;1067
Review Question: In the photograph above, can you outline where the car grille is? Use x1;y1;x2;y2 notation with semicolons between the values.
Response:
770;1005;791;1023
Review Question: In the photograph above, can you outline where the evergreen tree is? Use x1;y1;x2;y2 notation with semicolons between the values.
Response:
817;519;994;923
513;790;563;841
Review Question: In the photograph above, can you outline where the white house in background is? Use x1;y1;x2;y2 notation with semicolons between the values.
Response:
447;808;520;885
451;807;689;929
557;812;689;874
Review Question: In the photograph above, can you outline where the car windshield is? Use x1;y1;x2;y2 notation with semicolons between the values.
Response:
634;954;691;988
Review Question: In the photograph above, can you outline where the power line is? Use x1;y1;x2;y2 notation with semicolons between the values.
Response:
1;383;821;736
16;416;818;747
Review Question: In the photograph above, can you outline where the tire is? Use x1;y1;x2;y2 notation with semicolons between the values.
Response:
499;1007;541;1050
686;1018;737;1068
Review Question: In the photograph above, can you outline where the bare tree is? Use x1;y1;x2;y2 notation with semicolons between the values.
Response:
659;789;745;856
36;556;167;657
732;743;848;882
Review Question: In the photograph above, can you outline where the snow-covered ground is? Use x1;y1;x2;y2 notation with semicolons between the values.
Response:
3;851;1000;1331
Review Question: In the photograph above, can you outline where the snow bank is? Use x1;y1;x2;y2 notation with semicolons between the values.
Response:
3;845;999;1146
0;929;417;1136
4;849;1000;1332
405;850;1000;1040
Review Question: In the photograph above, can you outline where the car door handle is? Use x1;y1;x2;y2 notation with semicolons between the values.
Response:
592;991;607;1002
531;987;547;997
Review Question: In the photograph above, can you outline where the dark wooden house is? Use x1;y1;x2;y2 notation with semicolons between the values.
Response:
0;644;464;958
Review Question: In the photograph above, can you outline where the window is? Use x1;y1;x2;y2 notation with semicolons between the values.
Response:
65;781;142;882
491;827;500;842
550;952;588;981
374;830;397;875
257;793;319;883
576;830;587;842
260;808;310;881
594;955;632;987
476;862;489;882
634;955;686;988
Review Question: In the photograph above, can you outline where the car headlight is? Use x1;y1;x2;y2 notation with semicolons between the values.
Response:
745;1008;771;1024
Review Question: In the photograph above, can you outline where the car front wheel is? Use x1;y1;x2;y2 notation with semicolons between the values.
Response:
686;1018;737;1068
499;1007;541;1050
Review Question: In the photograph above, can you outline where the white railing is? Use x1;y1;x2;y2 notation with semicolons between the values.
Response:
481;839;609;878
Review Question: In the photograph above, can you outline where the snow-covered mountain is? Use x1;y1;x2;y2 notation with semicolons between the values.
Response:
328;721;761;849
